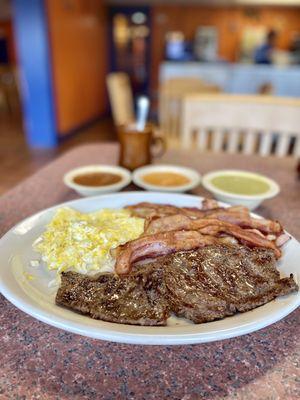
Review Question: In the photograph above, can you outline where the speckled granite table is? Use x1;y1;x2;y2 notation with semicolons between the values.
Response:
0;143;299;400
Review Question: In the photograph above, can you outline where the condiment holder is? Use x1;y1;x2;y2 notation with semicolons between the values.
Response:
202;170;280;210
63;165;132;197
132;164;201;193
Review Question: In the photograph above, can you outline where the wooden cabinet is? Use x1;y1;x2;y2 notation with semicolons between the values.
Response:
47;0;108;135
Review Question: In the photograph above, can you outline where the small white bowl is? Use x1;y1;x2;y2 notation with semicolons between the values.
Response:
132;164;201;193
63;165;131;197
202;170;280;210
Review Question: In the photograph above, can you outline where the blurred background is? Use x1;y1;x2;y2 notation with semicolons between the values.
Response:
1;0;300;192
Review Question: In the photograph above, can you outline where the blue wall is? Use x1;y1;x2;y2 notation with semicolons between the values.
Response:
12;0;57;148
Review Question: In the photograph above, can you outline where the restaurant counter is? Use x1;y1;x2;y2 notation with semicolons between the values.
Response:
160;62;300;97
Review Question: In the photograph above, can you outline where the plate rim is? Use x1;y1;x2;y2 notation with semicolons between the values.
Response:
0;191;299;345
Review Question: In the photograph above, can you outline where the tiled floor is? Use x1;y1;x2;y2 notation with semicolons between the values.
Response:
0;115;116;194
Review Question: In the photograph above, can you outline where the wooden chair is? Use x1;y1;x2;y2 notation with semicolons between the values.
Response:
180;94;300;157
159;77;221;145
106;72;135;126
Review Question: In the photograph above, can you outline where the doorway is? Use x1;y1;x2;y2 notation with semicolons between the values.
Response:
108;6;151;98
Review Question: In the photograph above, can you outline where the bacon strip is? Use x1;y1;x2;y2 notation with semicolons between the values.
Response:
114;231;219;275
127;201;283;264
126;202;206;219
127;201;281;235
126;202;184;218
194;219;281;258
145;214;191;235
201;198;219;210
204;210;282;234
127;201;248;219
144;215;280;257
126;200;283;235
276;233;291;247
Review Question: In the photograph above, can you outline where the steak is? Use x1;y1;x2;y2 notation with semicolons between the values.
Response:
56;244;298;325
56;265;169;325
163;245;297;322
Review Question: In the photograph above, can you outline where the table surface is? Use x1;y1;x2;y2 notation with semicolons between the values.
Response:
0;143;299;400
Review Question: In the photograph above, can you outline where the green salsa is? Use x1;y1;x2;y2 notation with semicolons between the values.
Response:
211;175;270;195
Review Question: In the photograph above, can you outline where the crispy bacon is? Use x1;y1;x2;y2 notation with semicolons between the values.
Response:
126;200;250;219
204;210;282;235
276;233;291;247
114;231;219;275
125;200;284;270
181;207;207;219
145;214;191;235
126;202;206;219
130;200;282;236
225;205;249;213
144;215;280;257
194;219;281;258
125;202;183;219
201;198;219;210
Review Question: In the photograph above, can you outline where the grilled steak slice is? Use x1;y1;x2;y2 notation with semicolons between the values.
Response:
161;245;297;322
56;264;169;325
56;244;298;326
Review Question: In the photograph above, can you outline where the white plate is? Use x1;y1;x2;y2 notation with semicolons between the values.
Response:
132;165;201;192
0;192;299;345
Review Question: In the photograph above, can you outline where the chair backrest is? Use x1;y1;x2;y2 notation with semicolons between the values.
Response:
159;78;221;143
181;94;300;157
106;72;135;126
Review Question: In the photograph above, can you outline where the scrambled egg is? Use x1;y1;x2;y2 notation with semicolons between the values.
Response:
34;207;144;276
